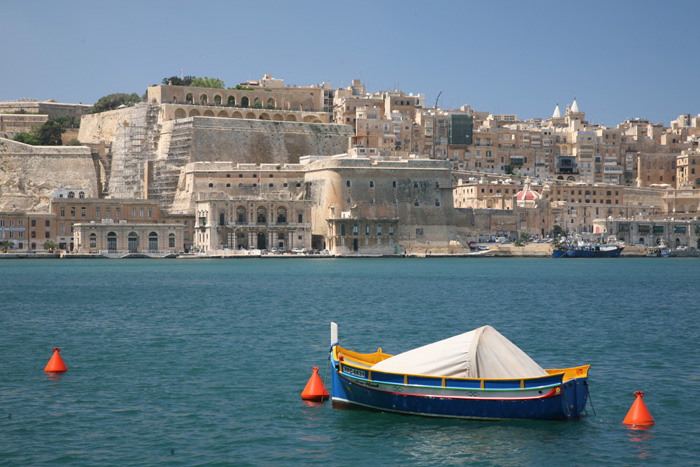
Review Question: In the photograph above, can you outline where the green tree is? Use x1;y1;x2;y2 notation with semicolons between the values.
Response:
36;120;64;145
552;225;564;237
89;93;141;114
162;75;195;86
13;132;42;145
43;241;59;253
1;240;13;253
190;77;225;89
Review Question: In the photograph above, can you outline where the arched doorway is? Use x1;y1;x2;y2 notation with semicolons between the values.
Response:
257;233;266;250
676;238;681;248
241;96;249;108
353;238;358;251
148;232;158;251
128;232;138;253
107;232;117;251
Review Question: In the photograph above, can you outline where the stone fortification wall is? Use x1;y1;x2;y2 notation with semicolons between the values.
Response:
0;101;90;119
303;158;457;250
188;117;351;164
155;117;350;212
0;114;48;138
0;138;96;212
79;105;351;212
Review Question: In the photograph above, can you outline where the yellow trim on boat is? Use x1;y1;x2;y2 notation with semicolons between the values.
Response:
335;345;589;385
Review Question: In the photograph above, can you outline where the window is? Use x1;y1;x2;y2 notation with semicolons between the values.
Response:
353;225;358;235
31;219;36;227
45;220;50;227
89;233;96;248
70;207;75;216
393;181;397;188
209;183;214;188
370;181;374;187
365;225;370;235
389;226;394;236
169;233;175;248
106;207;111;218
346;180;351;187
81;207;86;217
298;213;303;223
116;208;121;218
414;199;420;206
341;224;346;236
148;208;152;218
60;208;65;217
413;181;418;188
79;192;85;199
132;208;137;217
377;225;382;235
435;199;440;206
140;207;144;218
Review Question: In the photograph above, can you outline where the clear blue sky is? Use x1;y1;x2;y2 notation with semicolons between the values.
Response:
2;0;698;127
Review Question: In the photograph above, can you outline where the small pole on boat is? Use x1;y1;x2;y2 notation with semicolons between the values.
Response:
301;366;329;402
623;391;654;427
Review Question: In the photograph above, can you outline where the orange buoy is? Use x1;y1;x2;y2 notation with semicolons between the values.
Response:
623;391;654;426
44;347;67;373
301;366;329;401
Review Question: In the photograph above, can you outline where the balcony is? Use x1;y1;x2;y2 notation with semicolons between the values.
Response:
603;166;624;174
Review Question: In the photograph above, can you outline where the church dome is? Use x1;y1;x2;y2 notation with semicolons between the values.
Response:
516;188;541;201
515;178;541;204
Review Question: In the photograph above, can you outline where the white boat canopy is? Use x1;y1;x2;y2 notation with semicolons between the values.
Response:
371;325;548;379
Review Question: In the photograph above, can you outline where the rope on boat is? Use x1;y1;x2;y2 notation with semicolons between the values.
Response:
323;352;331;394
562;388;572;419
585;381;597;416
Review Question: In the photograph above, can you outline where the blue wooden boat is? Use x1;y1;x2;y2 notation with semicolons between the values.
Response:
329;323;590;420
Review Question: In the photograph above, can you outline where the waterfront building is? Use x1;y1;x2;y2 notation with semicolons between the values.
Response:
74;221;184;256
50;197;165;251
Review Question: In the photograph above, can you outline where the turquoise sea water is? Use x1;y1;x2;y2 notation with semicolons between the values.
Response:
1;257;699;466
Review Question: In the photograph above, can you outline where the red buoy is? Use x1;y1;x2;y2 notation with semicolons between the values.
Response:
623;391;654;426
44;347;67;373
301;366;329;401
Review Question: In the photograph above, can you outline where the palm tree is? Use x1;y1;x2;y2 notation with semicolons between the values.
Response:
43;241;58;253
1;240;12;253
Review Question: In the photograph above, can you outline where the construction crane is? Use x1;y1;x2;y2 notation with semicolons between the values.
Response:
434;91;442;109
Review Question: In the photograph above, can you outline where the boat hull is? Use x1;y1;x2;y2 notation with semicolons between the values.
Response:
331;361;589;421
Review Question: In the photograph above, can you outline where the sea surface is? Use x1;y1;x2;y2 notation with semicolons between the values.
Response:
1;257;699;466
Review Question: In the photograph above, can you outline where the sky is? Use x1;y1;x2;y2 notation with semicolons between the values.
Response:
2;0;698;127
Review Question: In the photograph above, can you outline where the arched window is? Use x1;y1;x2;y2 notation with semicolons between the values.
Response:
79;191;85;198
89;233;96;248
266;98;275;109
186;93;193;104
214;95;222;105
237;206;247;223
169;233;175;248
253;97;262;108
277;207;287;224
68;191;75;198
241;96;249;108
257;207;267;224
200;94;208;105
228;96;236;106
